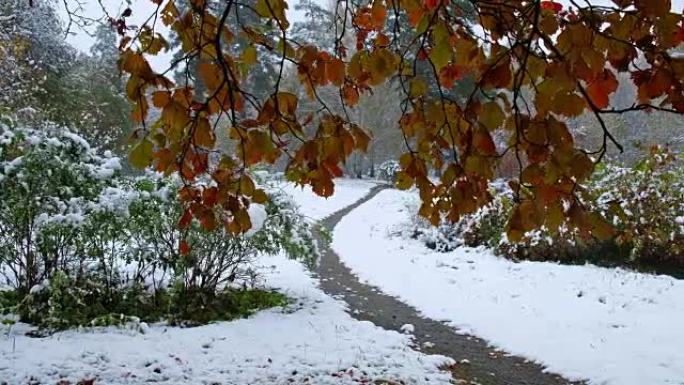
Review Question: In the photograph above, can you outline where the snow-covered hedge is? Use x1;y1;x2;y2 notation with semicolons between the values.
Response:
0;117;320;329
407;151;684;267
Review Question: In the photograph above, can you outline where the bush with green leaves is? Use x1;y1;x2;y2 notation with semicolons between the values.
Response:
0;116;123;291
124;173;321;293
0;116;319;330
496;151;684;266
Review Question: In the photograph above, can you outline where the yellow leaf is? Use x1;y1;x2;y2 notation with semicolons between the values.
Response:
242;45;257;66
276;92;298;116
553;93;586;117
479;102;505;130
252;189;269;204
162;102;190;139
350;125;371;152
396;171;414;189
409;78;428;98
130;139;154;169
368;48;398;85
197;62;223;92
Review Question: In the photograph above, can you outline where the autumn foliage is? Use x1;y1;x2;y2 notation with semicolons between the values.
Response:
115;0;684;241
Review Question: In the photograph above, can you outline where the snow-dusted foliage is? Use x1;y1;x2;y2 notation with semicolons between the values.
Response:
406;151;684;266
400;210;462;252
0;118;320;329
0;118;123;289
377;159;401;182
0;0;73;112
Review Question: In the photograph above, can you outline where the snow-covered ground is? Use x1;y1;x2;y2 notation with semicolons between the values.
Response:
1;252;453;384
0;179;451;385
272;178;378;221
332;189;684;385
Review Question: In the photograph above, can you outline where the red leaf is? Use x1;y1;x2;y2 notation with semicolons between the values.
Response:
541;1;563;12
179;240;191;255
178;209;193;229
424;0;440;11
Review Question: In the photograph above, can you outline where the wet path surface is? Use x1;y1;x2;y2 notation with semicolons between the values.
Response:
315;185;585;385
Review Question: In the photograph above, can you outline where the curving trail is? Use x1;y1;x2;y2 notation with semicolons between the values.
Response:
316;185;585;385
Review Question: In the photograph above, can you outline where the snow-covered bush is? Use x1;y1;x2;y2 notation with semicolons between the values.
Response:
377;159;401;182
588;150;684;264
125;174;320;293
0;118;122;291
498;151;684;265
0;118;319;329
460;193;513;249
407;151;684;268
403;212;462;252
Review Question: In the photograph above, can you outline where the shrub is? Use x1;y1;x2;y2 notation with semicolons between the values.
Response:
588;150;684;265
407;150;684;269
15;272;287;330
0;116;319;330
402;212;462;252
377;159;401;182
17;271;163;330
0;117;122;291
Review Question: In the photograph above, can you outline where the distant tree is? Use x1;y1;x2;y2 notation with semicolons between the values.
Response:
0;0;73;114
291;0;336;49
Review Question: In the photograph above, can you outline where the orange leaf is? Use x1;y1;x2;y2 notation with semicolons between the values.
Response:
371;1;387;29
152;91;171;108
587;69;619;109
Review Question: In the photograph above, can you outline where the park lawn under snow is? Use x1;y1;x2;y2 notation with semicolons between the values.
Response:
1;255;453;385
332;189;684;385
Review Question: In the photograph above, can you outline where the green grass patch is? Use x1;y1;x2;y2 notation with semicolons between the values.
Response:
7;273;291;332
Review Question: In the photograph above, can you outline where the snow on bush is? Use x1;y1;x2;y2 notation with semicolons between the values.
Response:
405;149;684;266
0;118;123;290
0;117;321;329
377;159;401;182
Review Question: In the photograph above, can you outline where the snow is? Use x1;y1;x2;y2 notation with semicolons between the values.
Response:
332;189;684;385
272;179;379;221
0;253;453;385
400;323;415;334
0;179;453;385
92;156;122;179
244;203;267;237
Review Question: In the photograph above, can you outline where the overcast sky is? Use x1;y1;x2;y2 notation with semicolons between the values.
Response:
59;0;684;70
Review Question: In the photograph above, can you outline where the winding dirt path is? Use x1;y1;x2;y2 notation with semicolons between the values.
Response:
316;185;585;385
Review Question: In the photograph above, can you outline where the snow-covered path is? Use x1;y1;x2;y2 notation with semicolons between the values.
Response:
316;185;579;385
332;189;684;385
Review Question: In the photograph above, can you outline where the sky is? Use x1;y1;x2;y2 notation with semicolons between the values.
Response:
58;0;684;69
58;0;316;70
